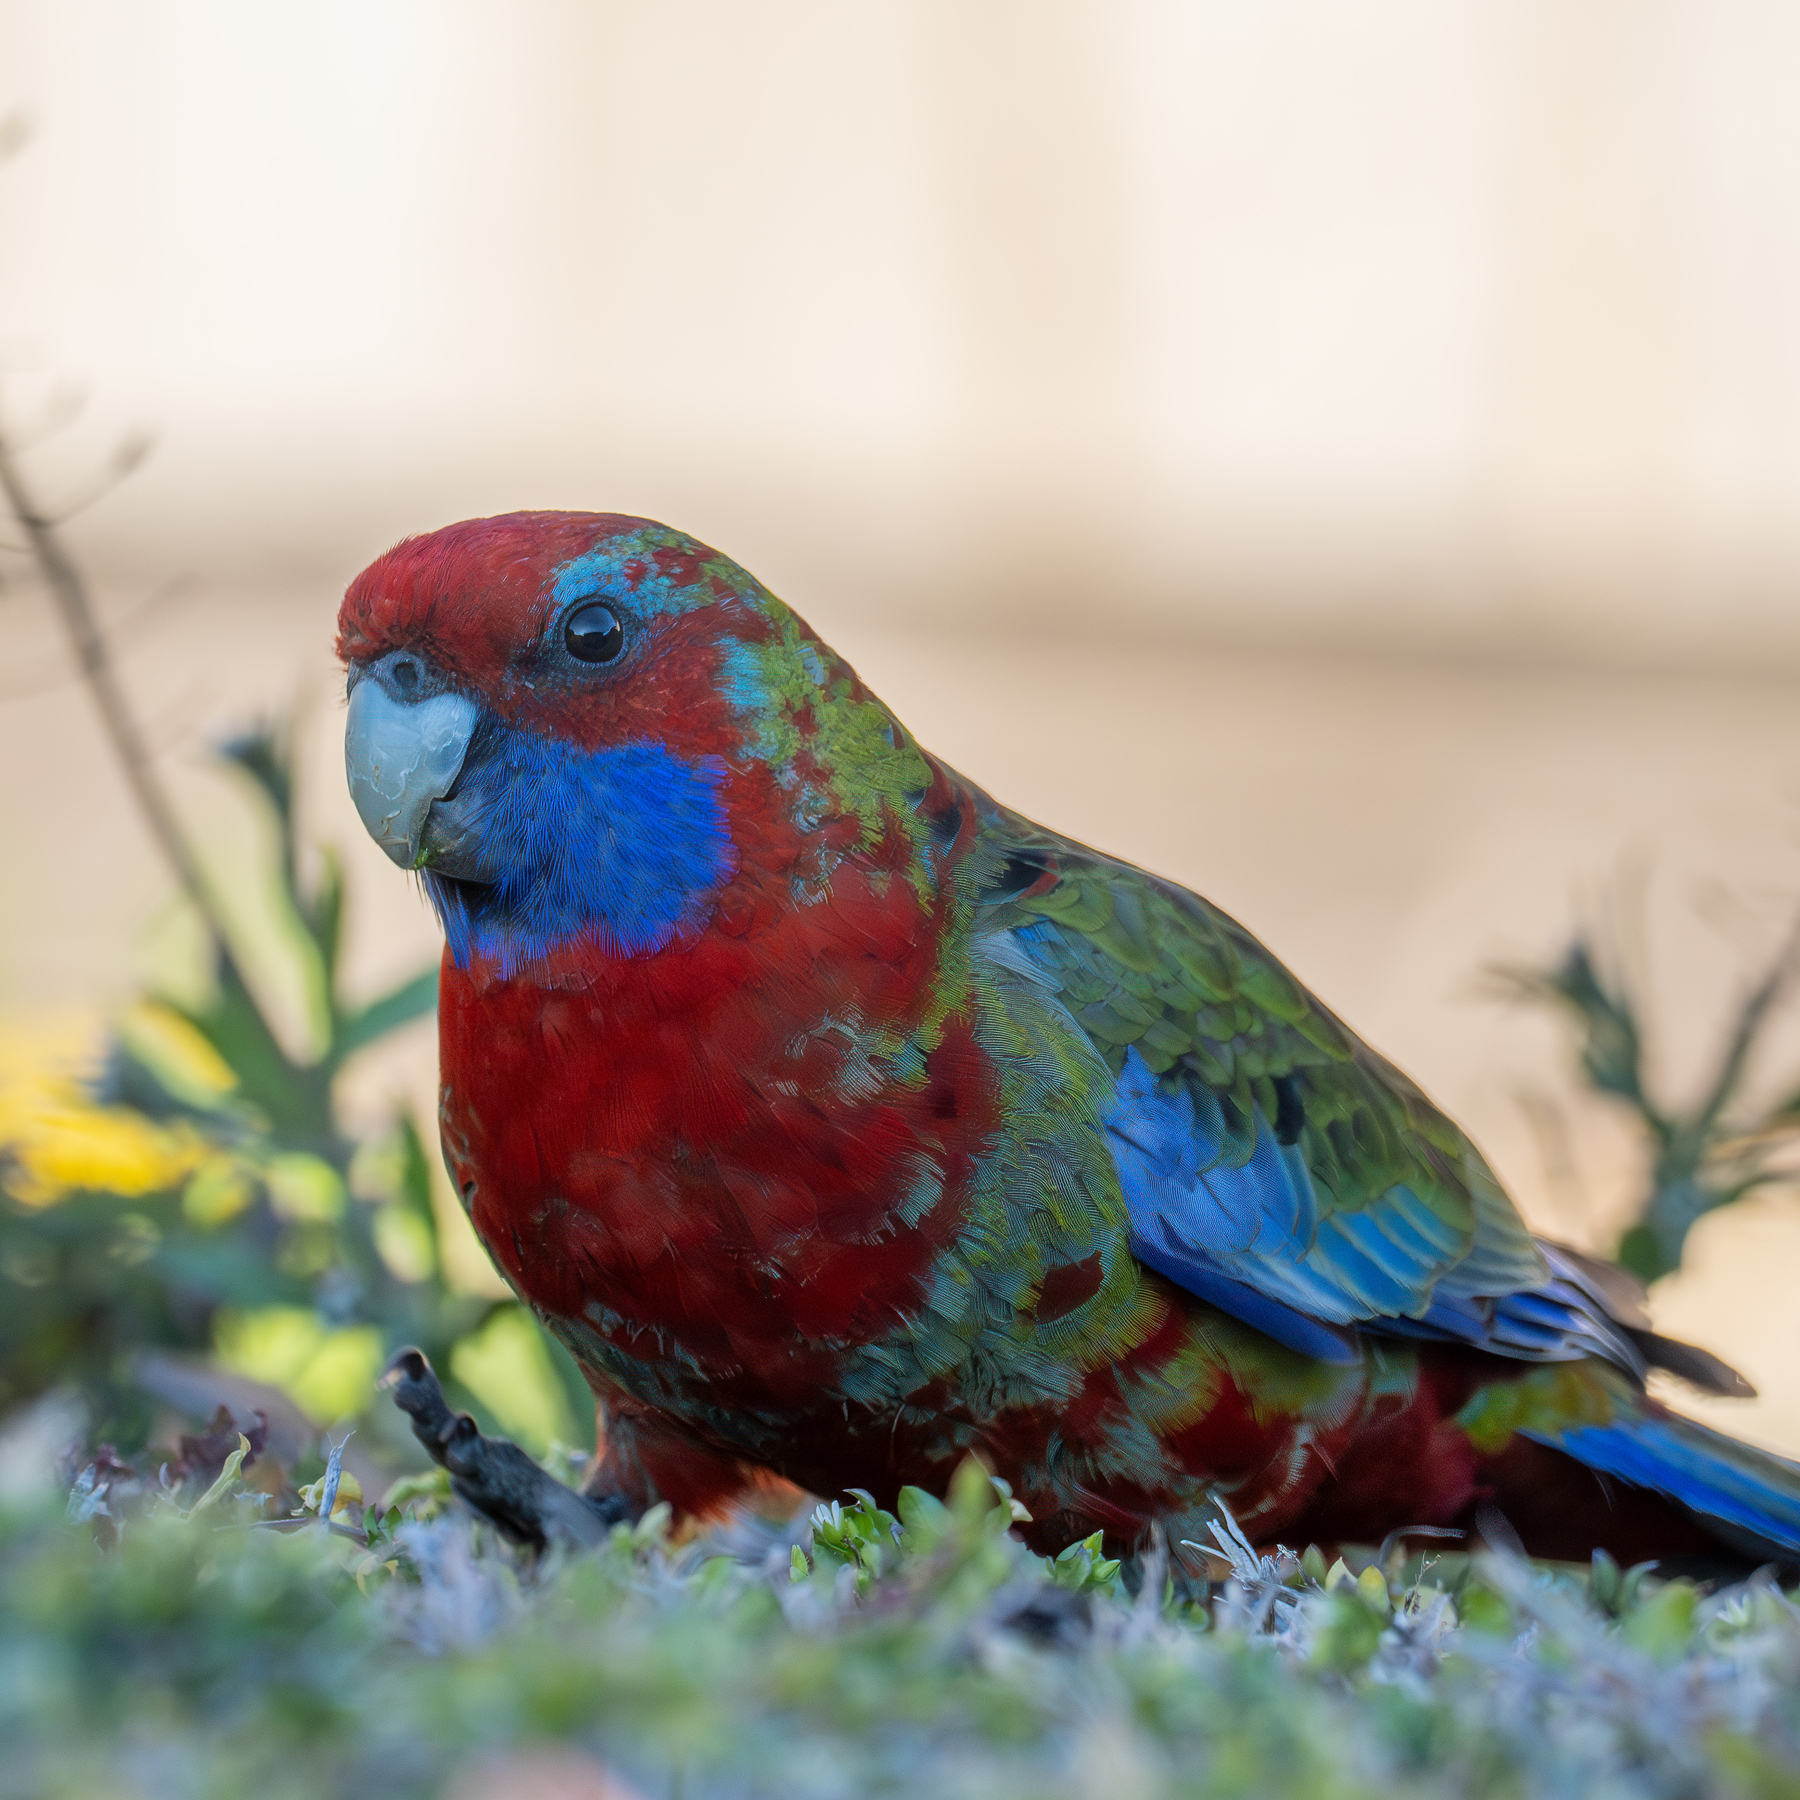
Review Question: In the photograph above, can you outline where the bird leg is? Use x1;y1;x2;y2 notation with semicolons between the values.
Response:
379;1346;633;1552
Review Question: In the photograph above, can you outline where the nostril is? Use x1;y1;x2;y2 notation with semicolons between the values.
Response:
392;658;420;696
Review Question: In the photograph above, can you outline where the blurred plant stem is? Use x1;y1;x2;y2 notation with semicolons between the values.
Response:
0;381;447;1146
0;109;237;988
1499;913;1800;1282
0;423;221;937
0;112;590;1468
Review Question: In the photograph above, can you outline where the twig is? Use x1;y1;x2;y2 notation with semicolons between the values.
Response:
108;572;197;642
1496;893;1800;1277
0;648;77;700
0;422;231;951
0;579;195;701
39;429;153;524
1;376;88;454
1691;909;1800;1136
249;1516;369;1544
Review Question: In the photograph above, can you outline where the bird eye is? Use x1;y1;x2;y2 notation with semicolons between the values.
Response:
564;602;625;664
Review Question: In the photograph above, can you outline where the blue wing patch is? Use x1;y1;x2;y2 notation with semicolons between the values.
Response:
1103;1046;1643;1375
1533;1413;1800;1560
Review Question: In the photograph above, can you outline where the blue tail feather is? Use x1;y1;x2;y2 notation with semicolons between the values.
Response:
1529;1409;1800;1562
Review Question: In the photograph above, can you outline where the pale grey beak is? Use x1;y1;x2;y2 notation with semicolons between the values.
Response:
345;680;481;868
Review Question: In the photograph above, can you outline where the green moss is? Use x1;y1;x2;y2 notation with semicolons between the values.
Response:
8;1453;1793;1800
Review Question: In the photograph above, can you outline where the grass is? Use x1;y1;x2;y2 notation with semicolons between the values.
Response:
4;1422;1799;1800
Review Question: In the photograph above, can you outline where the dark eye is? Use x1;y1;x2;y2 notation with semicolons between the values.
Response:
564;601;625;664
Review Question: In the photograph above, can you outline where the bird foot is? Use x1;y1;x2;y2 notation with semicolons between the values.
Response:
379;1346;632;1552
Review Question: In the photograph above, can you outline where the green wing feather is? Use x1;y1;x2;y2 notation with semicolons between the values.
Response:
965;791;1546;1325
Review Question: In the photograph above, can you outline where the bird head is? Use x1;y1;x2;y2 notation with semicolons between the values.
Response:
337;511;934;972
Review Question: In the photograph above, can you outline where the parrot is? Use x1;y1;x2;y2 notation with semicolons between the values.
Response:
340;510;1800;1571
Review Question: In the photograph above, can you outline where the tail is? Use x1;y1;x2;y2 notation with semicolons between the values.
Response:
1529;1405;1800;1567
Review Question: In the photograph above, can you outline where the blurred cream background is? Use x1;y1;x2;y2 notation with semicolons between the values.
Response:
3;2;1800;1450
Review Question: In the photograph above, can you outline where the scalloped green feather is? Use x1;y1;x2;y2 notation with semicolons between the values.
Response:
968;784;1544;1307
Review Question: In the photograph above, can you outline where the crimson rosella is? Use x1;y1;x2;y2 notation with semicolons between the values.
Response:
340;511;1800;1569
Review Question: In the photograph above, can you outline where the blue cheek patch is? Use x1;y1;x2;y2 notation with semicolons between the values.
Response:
424;729;735;971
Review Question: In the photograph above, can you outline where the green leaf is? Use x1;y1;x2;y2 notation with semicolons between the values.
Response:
1306;1590;1385;1670
1355;1564;1391;1617
948;1457;999;1528
380;1467;451;1512
1622;1579;1699;1660
186;1433;251;1516
218;726;293;832
1456;1585;1514;1636
305;847;345;988
334;968;438;1063
1588;1547;1621;1613
896;1485;950;1550
174;954;332;1143
1616;1223;1669;1284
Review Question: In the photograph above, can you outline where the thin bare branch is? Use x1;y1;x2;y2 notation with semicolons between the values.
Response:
42;429;155;522
139;682;214;758
0;574;193;697
0;647;77;701
1513;1087;1588;1228
3;377;89;452
1693;909;1800;1134
109;572;197;643
0;424;230;951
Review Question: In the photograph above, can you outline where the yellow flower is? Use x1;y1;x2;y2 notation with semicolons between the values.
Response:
297;1468;364;1517
0;1012;227;1207
0;1080;206;1207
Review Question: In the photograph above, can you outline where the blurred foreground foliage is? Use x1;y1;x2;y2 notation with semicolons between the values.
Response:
0;721;591;1474
4;1435;1798;1800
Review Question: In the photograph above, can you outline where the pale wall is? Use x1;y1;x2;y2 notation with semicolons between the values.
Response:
5;2;1800;665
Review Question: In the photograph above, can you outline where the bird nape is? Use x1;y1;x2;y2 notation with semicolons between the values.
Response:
339;511;1800;1575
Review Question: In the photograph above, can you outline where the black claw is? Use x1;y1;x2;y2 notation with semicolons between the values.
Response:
379;1346;630;1552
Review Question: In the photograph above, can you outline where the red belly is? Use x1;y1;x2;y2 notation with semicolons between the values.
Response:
434;886;998;1410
